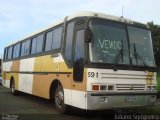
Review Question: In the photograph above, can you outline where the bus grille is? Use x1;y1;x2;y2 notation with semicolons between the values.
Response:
116;84;146;91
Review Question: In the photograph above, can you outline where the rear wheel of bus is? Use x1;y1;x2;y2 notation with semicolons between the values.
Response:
11;80;19;96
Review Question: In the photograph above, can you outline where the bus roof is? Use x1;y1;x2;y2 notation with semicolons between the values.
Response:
6;11;148;47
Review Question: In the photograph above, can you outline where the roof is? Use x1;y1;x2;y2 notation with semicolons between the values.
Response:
6;11;147;47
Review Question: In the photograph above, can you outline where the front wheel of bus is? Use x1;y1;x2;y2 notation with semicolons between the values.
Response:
55;85;68;113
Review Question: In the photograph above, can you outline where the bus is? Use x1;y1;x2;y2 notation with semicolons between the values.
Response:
2;11;157;113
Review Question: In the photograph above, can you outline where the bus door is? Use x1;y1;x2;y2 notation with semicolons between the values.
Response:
72;28;86;109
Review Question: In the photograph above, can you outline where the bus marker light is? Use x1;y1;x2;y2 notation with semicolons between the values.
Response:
108;85;114;91
100;85;107;90
92;85;100;91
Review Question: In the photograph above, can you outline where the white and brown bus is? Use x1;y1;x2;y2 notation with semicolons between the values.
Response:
2;11;157;113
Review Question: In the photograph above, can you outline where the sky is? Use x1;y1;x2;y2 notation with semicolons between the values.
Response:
0;0;160;57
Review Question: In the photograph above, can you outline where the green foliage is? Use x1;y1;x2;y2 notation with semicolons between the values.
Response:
147;22;160;71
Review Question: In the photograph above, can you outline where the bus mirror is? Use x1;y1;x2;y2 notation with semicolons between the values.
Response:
85;29;92;43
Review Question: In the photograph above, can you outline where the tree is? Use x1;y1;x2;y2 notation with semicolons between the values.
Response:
147;22;160;71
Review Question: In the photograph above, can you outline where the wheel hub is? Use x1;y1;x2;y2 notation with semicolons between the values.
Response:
55;90;64;108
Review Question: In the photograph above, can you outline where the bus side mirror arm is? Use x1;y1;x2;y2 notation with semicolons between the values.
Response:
85;28;92;43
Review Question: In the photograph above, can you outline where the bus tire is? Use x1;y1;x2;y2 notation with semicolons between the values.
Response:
11;80;19;96
54;85;68;113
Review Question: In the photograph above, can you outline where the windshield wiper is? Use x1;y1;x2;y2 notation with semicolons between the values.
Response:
112;40;123;71
132;43;149;69
113;40;123;64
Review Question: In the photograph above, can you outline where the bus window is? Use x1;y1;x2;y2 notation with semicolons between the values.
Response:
45;31;53;51
7;46;13;59
25;40;31;55
13;43;20;58
16;43;20;57
64;22;74;64
52;27;62;50
21;40;30;56
21;42;25;56
31;37;37;54
4;48;8;60
36;34;43;53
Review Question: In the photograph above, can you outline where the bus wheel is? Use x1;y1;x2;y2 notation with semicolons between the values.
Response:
55;85;68;113
11;80;18;95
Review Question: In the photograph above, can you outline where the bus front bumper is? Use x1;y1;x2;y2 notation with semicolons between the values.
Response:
86;92;157;110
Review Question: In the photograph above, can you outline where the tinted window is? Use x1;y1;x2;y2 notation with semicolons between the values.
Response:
16;43;20;57
36;34;43;53
45;31;53;51
13;43;20;58
31;37;37;54
21;42;25;56
4;48;8;60
21;40;30;56
52;27;62;50
75;29;84;62
25;40;30;55
74;29;85;82
65;22;74;64
13;45;17;58
7;46;13;59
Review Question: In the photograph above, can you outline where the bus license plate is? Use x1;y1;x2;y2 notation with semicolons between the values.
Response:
125;96;137;102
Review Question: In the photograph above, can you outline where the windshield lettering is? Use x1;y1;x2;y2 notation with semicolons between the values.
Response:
99;39;122;50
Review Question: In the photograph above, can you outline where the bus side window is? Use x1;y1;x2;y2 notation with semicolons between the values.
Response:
21;40;30;56
13;43;21;58
52;27;62;50
21;42;25;56
4;48;8;60
36;34;43;53
64;22;74;65
25;40;31;56
7;46;13;59
73;29;85;82
45;31;53;51
16;43;20;58
31;37;37;54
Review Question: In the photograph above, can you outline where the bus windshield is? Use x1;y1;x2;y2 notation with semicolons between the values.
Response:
89;20;156;67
